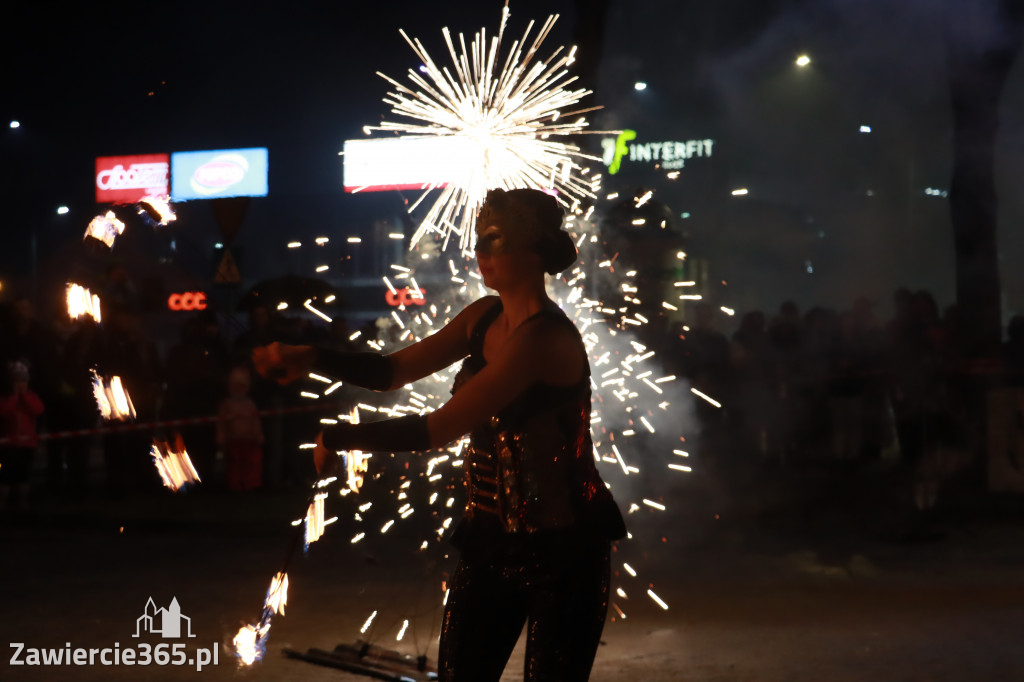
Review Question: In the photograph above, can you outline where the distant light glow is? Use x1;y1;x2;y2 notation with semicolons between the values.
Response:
57;206;70;215
796;54;811;67
10;121;20;129
634;81;647;91
859;125;872;133
731;188;748;196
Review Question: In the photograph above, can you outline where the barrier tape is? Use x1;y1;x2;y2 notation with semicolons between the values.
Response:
0;399;351;446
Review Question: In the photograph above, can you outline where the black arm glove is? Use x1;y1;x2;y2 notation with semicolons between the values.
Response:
322;414;430;452
313;349;393;391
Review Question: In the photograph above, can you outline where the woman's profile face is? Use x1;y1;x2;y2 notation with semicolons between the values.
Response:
474;223;539;290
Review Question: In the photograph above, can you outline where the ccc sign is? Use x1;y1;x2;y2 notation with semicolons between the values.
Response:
385;287;427;307
167;291;208;311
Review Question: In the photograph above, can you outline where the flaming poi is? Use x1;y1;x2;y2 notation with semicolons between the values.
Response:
138;195;176;225
265;572;289;616
149;434;201;491
234;481;334;665
66;283;102;323
90;370;136;421
84;211;125;248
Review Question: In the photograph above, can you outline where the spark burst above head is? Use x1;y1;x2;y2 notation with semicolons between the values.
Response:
367;2;604;255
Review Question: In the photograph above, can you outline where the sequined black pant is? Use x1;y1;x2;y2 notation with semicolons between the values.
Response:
438;535;610;681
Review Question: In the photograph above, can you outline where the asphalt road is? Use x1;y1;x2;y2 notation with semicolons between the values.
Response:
1;478;1023;682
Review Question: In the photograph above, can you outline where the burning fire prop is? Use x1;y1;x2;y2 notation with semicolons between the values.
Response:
84;211;126;248
138;195;176;225
232;621;271;666
66;283;102;323
233;479;335;665
90;370;136;421
266;572;289;616
150;434;201;491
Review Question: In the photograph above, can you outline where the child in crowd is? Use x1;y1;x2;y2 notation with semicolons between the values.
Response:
217;365;263;491
0;361;45;511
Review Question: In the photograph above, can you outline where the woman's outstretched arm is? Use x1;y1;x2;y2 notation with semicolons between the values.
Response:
253;296;498;390
314;314;585;472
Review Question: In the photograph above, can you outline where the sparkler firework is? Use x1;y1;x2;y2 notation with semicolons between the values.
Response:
364;3;605;255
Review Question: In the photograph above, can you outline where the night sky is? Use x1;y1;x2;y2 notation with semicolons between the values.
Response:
3;0;1023;327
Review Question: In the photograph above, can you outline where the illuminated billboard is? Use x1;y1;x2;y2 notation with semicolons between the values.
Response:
171;148;268;200
95;154;170;204
343;137;468;192
599;129;714;175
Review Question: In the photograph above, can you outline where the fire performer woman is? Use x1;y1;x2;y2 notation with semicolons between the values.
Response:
254;188;625;681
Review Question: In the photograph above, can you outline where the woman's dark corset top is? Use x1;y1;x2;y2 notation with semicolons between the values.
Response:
454;301;610;535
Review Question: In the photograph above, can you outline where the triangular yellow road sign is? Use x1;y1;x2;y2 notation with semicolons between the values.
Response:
215;249;241;284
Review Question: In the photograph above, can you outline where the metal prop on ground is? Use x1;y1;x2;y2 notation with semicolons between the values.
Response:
285;640;436;681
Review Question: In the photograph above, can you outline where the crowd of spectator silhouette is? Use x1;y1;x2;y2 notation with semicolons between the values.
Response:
2;282;1023;514
0;291;362;505
669;289;1024;520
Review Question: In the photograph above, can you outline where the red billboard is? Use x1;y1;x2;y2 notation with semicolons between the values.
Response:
95;154;170;204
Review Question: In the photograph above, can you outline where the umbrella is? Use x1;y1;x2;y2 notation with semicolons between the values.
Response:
237;276;341;311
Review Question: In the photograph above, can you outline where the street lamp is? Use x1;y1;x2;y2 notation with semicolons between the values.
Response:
795;54;811;67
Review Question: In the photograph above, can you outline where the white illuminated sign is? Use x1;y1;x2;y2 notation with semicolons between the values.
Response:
342;137;471;192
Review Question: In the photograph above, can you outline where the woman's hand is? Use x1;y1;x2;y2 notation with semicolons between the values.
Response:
313;431;339;477
252;342;315;385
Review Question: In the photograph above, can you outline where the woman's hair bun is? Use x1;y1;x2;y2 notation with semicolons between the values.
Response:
540;229;577;275
482;188;577;274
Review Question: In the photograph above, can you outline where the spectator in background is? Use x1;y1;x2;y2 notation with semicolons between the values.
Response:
231;304;277;365
0;296;60;417
889;290;950;520
768;301;803;461
232;304;286;488
730;310;777;459
1004;315;1024;386
49;317;104;498
97;307;162;496
676;302;734;466
0;361;44;512
217;366;264;491
797;307;840;459
163;311;228;488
